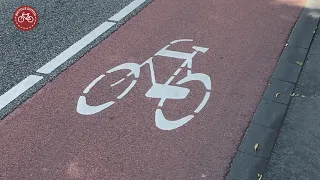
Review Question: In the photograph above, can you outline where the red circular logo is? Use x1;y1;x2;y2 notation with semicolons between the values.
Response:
13;6;39;31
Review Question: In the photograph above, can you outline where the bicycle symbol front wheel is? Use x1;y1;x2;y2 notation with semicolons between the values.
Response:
26;16;34;23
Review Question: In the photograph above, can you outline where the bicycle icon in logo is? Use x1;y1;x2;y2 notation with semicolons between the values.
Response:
17;12;34;23
76;39;212;130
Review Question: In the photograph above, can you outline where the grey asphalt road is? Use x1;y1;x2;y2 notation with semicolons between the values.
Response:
0;0;151;119
263;24;320;179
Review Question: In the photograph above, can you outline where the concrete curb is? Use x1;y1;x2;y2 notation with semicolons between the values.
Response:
226;1;320;179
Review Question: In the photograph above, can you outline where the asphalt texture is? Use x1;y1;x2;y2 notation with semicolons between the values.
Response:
0;0;152;119
0;0;133;93
0;0;304;179
263;22;320;179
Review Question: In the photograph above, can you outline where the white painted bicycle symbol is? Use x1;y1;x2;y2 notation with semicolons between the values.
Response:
18;12;34;23
77;39;212;130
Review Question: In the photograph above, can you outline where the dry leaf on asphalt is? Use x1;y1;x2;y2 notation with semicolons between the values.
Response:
296;61;303;66
276;93;280;97
254;143;259;152
258;174;263;180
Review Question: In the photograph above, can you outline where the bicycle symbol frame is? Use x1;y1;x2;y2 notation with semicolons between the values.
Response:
77;39;212;130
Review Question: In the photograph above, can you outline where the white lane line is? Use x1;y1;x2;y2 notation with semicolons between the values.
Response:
0;75;43;110
1;1;150;112
36;22;116;74
109;0;147;21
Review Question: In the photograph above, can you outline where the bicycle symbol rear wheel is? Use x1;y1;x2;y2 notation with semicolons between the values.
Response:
155;73;211;130
17;16;24;23
77;63;140;115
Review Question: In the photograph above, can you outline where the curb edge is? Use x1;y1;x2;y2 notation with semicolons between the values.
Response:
226;1;320;179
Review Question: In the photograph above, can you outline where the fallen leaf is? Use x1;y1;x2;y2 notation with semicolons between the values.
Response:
276;93;280;97
296;61;303;66
258;174;263;180
254;143;259;152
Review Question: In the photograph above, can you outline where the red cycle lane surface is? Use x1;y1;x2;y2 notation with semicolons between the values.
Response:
0;0;304;179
